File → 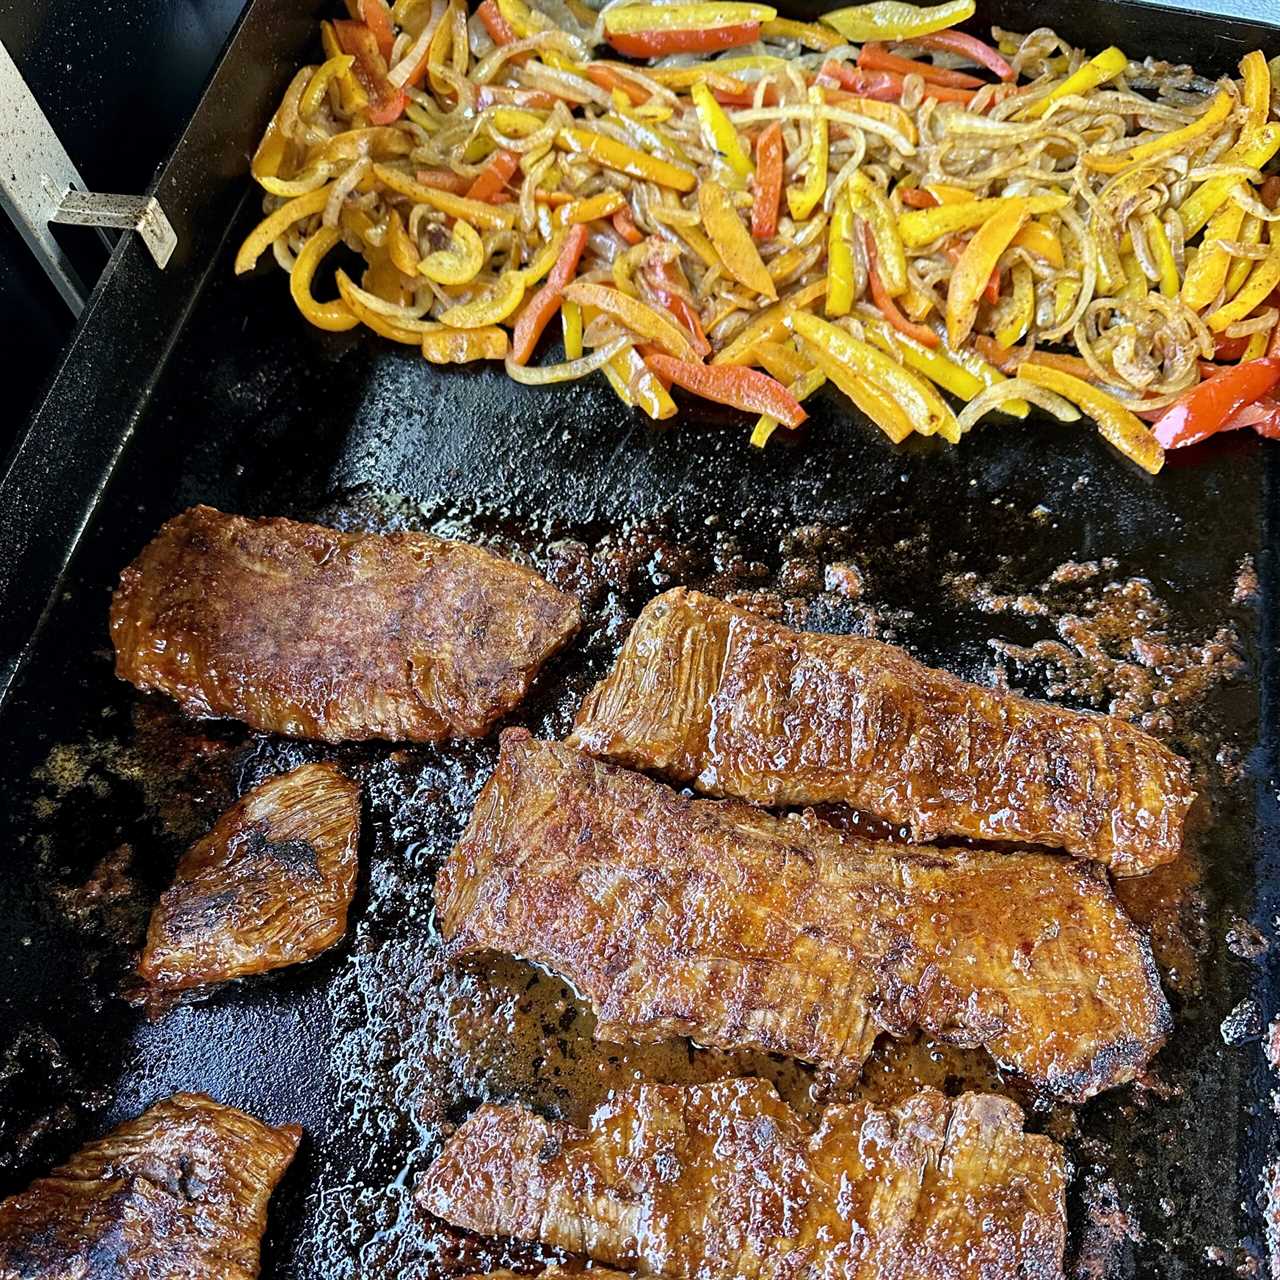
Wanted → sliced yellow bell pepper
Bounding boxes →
[934,328,1030,417]
[1225,214,1263,299]
[1017,363,1163,473]
[604,3,775,33]
[644,56,786,89]
[1181,200,1246,309]
[419,219,485,285]
[234,185,332,275]
[760,16,839,48]
[922,183,974,205]
[562,281,699,360]
[373,164,515,230]
[1242,329,1270,361]
[820,0,974,42]
[826,187,856,318]
[690,82,754,184]
[1020,45,1128,120]
[898,194,1068,248]
[1144,213,1180,298]
[335,270,430,344]
[790,311,961,441]
[557,129,695,192]
[421,327,509,362]
[1053,278,1079,325]
[1093,223,1127,297]
[289,227,359,332]
[1178,123,1280,237]
[946,201,1031,347]
[561,299,584,359]
[700,181,776,298]
[1086,88,1233,174]
[319,21,368,114]
[752,340,809,385]
[1118,250,1148,301]
[385,209,420,276]
[787,87,828,223]
[608,345,678,420]
[439,271,527,328]
[1207,235,1280,332]
[313,127,412,165]
[552,190,626,227]
[994,262,1035,348]
[496,0,551,36]
[301,54,357,119]
[1008,220,1063,268]
[711,280,828,365]
[488,107,548,139]
[864,320,983,400]
[256,165,336,199]
[834,98,916,146]
[848,171,906,297]
[1242,50,1271,133]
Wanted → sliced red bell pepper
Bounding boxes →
[358,0,396,62]
[607,22,760,58]
[466,149,520,203]
[647,260,712,358]
[815,60,900,100]
[751,122,784,241]
[416,168,473,194]
[1220,395,1280,437]
[644,353,808,426]
[511,224,590,365]
[914,30,1016,81]
[897,186,938,208]
[1213,334,1251,361]
[585,62,650,105]
[710,80,781,107]
[945,240,1001,305]
[864,224,939,347]
[612,205,644,245]
[475,85,558,109]
[333,19,407,123]
[858,42,985,89]
[1152,357,1280,448]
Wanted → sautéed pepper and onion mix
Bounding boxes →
[238,0,1280,471]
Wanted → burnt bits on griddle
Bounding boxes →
[110,505,582,743]
[418,1077,1067,1280]
[437,732,1170,1102]
[0,1092,299,1279]
[568,587,1194,875]
[138,762,359,1003]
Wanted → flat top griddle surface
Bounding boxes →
[1,1,1279,1276]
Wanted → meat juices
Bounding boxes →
[419,1077,1067,1280]
[0,1093,299,1279]
[438,733,1170,1102]
[138,762,359,1002]
[568,587,1194,875]
[111,506,581,742]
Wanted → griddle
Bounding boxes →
[0,1,1278,1275]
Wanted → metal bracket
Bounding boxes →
[0,39,177,317]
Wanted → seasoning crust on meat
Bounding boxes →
[138,762,360,1002]
[568,587,1193,875]
[419,1078,1067,1280]
[0,1092,299,1280]
[111,505,581,743]
[438,732,1170,1102]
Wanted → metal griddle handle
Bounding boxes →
[0,39,177,317]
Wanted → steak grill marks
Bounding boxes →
[438,732,1170,1102]
[568,587,1194,874]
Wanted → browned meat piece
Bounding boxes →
[567,587,1193,875]
[0,1092,299,1279]
[438,733,1169,1101]
[138,761,360,1001]
[111,505,581,742]
[419,1078,1067,1280]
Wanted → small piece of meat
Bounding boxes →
[0,1092,299,1279]
[438,733,1170,1102]
[138,762,359,1001]
[418,1078,1067,1280]
[567,587,1193,875]
[111,506,581,742]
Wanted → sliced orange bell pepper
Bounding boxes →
[415,168,471,195]
[332,20,406,123]
[421,327,509,362]
[946,201,1032,346]
[511,224,589,365]
[557,129,695,192]
[612,206,644,246]
[700,181,776,298]
[644,353,808,427]
[865,224,938,346]
[711,280,827,364]
[607,22,761,56]
[466,149,520,203]
[857,42,983,88]
[751,122,784,241]
[563,282,699,360]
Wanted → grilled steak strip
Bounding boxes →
[567,587,1193,875]
[111,505,581,743]
[439,732,1170,1101]
[139,762,360,1001]
[0,1092,300,1279]
[418,1078,1067,1280]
